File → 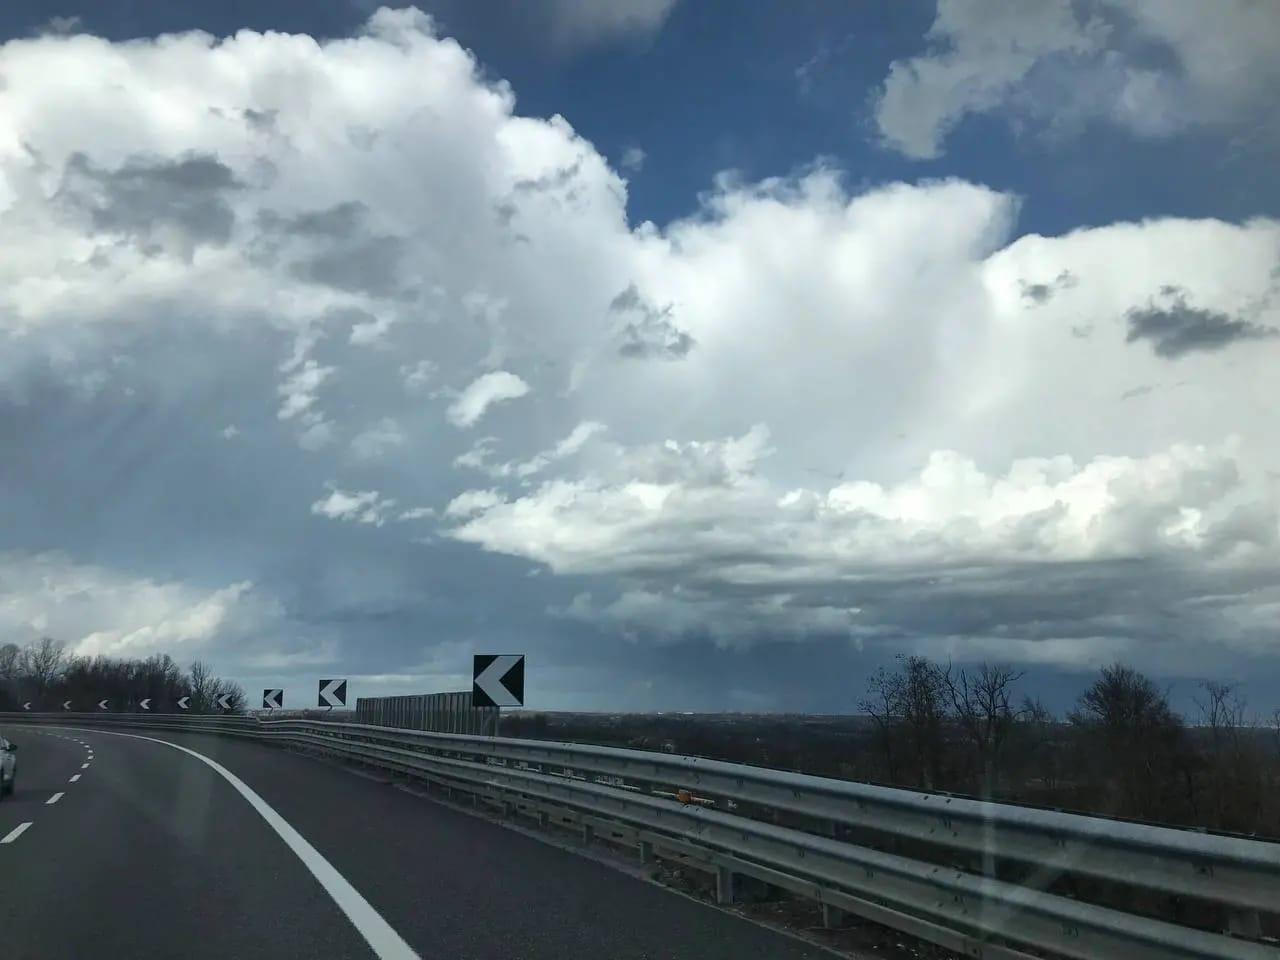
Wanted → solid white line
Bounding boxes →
[1,822,32,843]
[47,792,64,805]
[45,726,419,960]
[68,774,81,782]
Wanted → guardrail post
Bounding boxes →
[715,865,735,905]
[582,823,594,846]
[821,903,846,929]
[638,839,653,865]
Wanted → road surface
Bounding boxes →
[0,723,826,959]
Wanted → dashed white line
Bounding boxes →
[68,774,81,782]
[46,792,65,805]
[50,726,420,959]
[81,762,90,769]
[1,822,32,843]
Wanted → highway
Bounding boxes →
[0,724,826,959]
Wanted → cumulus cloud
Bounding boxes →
[451,434,1280,652]
[0,552,274,660]
[350,418,406,460]
[454,420,606,479]
[875,0,1280,158]
[1,9,1278,697]
[610,283,695,360]
[446,371,531,428]
[278,361,334,421]
[310,487,397,526]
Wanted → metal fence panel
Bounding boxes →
[354,692,497,735]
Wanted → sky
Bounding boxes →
[1,1,1278,714]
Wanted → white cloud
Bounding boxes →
[297,415,336,451]
[446,371,530,428]
[543,0,678,49]
[449,432,1278,576]
[350,313,396,346]
[398,506,436,521]
[454,420,606,479]
[350,417,406,460]
[620,146,646,172]
[278,361,334,421]
[875,0,1280,158]
[401,360,437,394]
[310,487,396,526]
[0,552,274,660]
[444,488,505,519]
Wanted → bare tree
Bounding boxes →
[1194,680,1264,832]
[23,637,66,694]
[1069,664,1190,820]
[1195,680,1247,737]
[0,643,20,679]
[1015,696,1062,793]
[860,666,901,784]
[188,660,216,712]
[944,663,1023,797]
[860,655,950,790]
[210,677,246,714]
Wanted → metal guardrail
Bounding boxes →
[3,712,1278,959]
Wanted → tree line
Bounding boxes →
[859,656,1280,836]
[507,657,1280,839]
[0,637,246,714]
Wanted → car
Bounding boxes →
[0,735,16,798]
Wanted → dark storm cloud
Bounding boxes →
[58,152,242,250]
[257,201,409,297]
[1126,285,1276,358]
[610,283,696,360]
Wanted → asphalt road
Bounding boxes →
[0,723,826,959]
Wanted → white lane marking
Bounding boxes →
[1,822,32,843]
[82,763,90,769]
[46,726,419,960]
[68,774,81,782]
[47,792,65,805]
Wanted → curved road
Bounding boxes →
[0,724,825,959]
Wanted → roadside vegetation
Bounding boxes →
[508,658,1280,838]
[0,637,246,714]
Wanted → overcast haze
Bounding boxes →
[1,1,1278,712]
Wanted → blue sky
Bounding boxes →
[1,2,1278,714]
